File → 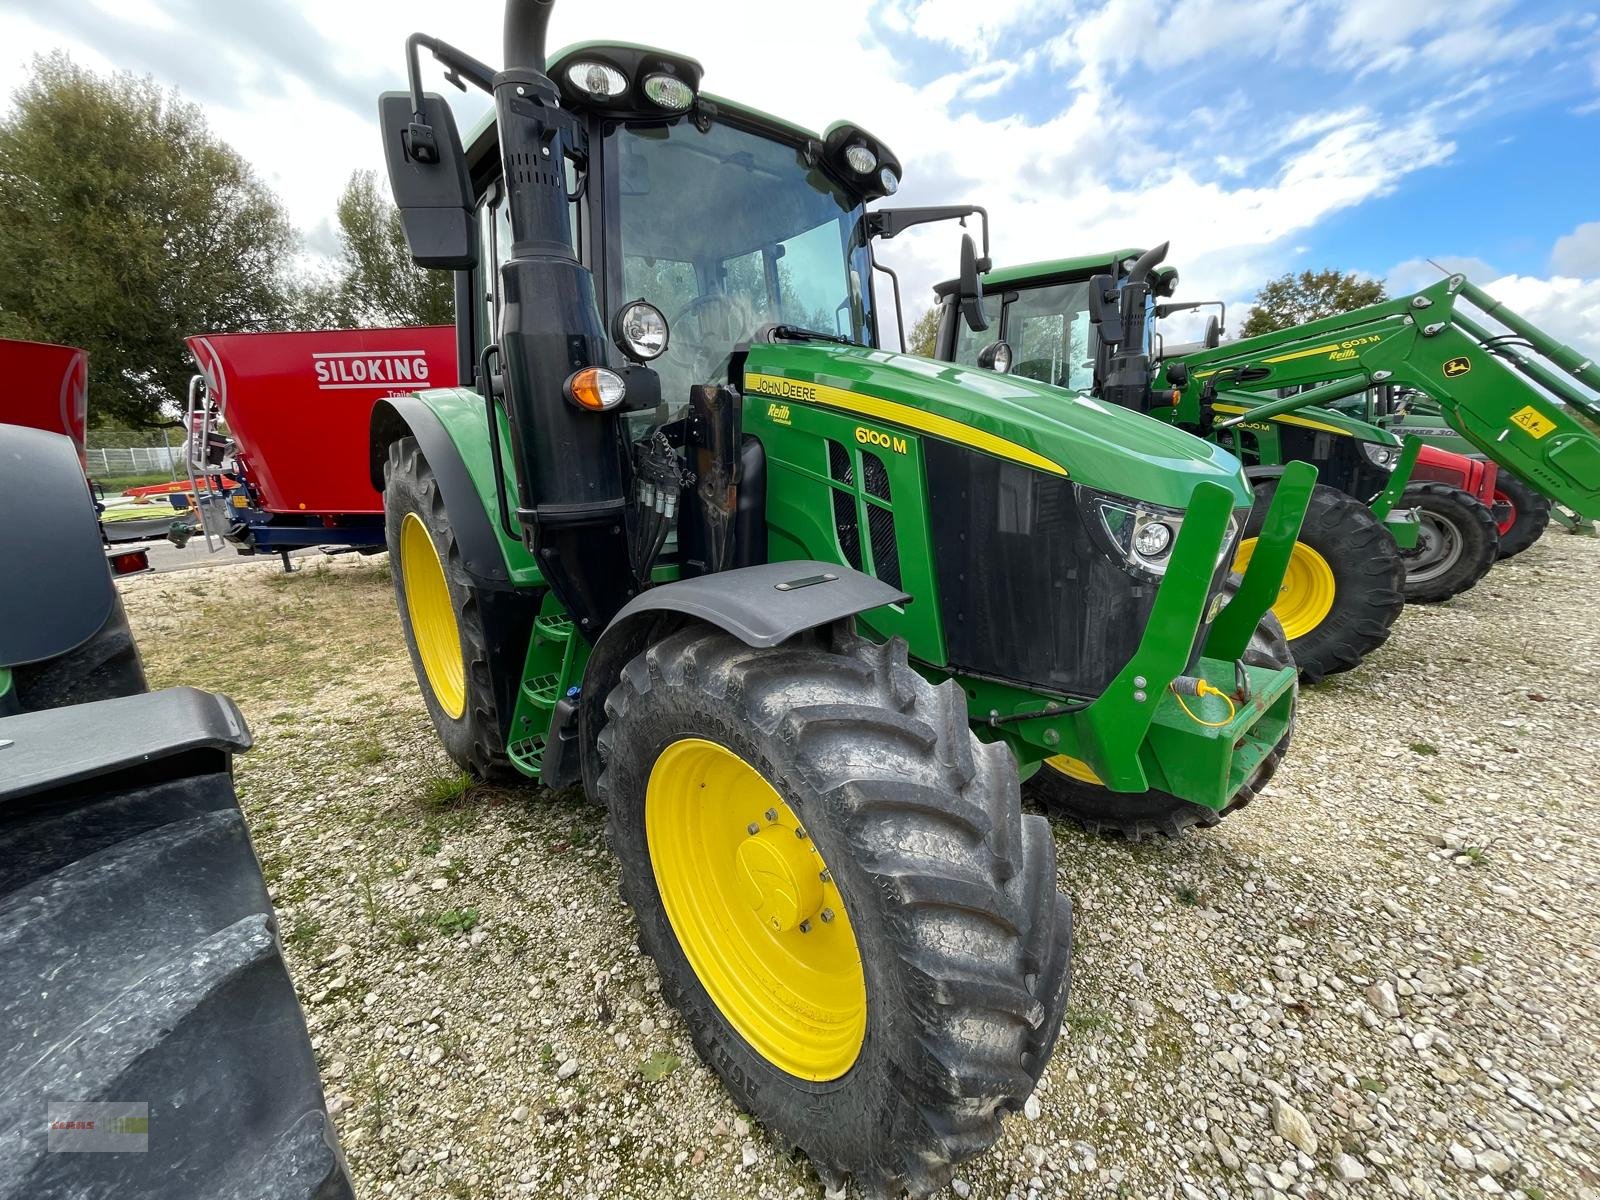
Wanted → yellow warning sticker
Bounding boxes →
[1510,405,1556,439]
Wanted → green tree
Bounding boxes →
[1240,269,1386,338]
[299,170,454,329]
[907,307,941,357]
[0,54,296,428]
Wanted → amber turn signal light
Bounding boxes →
[564,366,627,412]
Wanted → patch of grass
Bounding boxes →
[1066,1006,1113,1035]
[424,771,475,807]
[351,734,385,767]
[1357,1077,1387,1094]
[389,914,429,950]
[1175,885,1199,907]
[360,875,382,926]
[1408,741,1439,756]
[1422,789,1446,805]
[434,906,479,936]
[1462,845,1489,866]
[285,914,325,956]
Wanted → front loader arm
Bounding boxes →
[1165,275,1600,520]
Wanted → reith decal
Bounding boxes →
[765,402,792,426]
[312,350,432,391]
[1442,357,1472,379]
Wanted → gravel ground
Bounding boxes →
[120,532,1600,1200]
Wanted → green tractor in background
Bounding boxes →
[1155,269,1600,562]
[370,1,1311,1192]
[936,246,1507,681]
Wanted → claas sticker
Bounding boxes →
[1443,357,1472,378]
[1510,405,1556,439]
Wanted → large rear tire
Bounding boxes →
[597,626,1072,1199]
[383,437,513,781]
[10,594,146,712]
[1490,470,1550,560]
[1234,481,1404,683]
[1026,602,1294,839]
[1400,482,1498,603]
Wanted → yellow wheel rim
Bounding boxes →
[1232,537,1336,641]
[1044,754,1103,785]
[400,511,466,720]
[646,738,866,1080]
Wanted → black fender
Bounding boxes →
[368,395,510,586]
[565,562,908,794]
[0,424,115,669]
[1243,465,1289,488]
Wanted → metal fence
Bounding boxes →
[85,445,181,477]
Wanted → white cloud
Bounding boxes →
[1551,222,1600,278]
[1470,274,1600,358]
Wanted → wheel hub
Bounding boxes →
[735,824,823,933]
[1233,537,1336,641]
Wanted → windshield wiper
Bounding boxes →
[772,324,857,346]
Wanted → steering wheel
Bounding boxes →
[669,293,754,382]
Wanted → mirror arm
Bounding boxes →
[405,33,497,160]
[870,256,908,353]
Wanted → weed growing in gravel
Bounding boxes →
[1462,845,1490,866]
[638,1052,681,1082]
[1409,741,1439,755]
[286,914,325,956]
[424,771,475,806]
[1175,885,1199,906]
[389,914,428,949]
[435,906,479,936]
[351,735,385,767]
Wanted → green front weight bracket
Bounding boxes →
[1075,479,1237,793]
[1369,436,1422,520]
[1205,460,1315,663]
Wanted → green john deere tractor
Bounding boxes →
[935,246,1508,680]
[371,3,1309,1192]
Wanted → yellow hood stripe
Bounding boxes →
[1212,402,1352,437]
[745,372,1068,477]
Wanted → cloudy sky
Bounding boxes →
[3,0,1597,349]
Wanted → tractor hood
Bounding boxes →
[741,342,1252,510]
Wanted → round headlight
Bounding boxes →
[565,366,627,412]
[613,299,670,362]
[1134,520,1174,558]
[879,166,900,195]
[566,61,628,100]
[844,144,877,175]
[641,73,694,111]
[991,343,1012,374]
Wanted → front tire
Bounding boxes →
[597,626,1072,1198]
[1490,470,1550,560]
[1235,481,1405,683]
[383,436,513,780]
[1399,482,1498,603]
[1027,600,1294,839]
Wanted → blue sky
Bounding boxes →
[2,0,1596,345]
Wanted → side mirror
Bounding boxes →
[1203,315,1221,349]
[379,91,477,270]
[976,341,1013,374]
[1087,273,1124,346]
[958,233,989,333]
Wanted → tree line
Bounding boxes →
[0,54,448,429]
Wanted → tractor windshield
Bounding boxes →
[616,117,874,402]
[952,281,1099,393]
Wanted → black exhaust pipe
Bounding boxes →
[1100,242,1169,414]
[493,0,633,635]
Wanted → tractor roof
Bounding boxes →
[934,249,1144,297]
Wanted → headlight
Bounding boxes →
[566,61,628,100]
[879,166,900,195]
[1360,441,1399,469]
[844,144,878,175]
[641,73,694,111]
[1081,486,1241,581]
[564,366,627,412]
[612,299,670,362]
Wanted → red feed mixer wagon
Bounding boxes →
[182,325,456,563]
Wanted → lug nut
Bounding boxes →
[764,808,778,822]
[798,920,812,933]
[820,908,835,923]
[795,827,808,840]
[746,822,760,835]
[818,870,831,883]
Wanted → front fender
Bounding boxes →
[571,562,908,794]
